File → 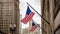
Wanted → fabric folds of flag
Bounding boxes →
[21,6,35,24]
[30,21,37,32]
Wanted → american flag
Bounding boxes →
[30,21,37,32]
[21,6,35,24]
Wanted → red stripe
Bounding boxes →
[24,12,34,24]
[21,12,35,24]
[30,25,37,32]
[28,12,34,21]
[21,14,29,24]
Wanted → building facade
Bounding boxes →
[0,0,4,34]
[41,0,60,34]
[41,0,55,34]
[0,0,19,34]
[54,0,60,34]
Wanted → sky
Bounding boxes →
[20,0,41,29]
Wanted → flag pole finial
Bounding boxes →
[26,2,29,6]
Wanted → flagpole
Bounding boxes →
[26,2,50,25]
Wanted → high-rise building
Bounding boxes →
[41,0,55,34]
[0,0,19,34]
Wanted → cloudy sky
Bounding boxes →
[20,0,41,29]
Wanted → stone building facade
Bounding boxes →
[54,0,60,34]
[0,0,3,34]
[0,0,19,34]
[41,0,55,34]
[41,0,60,34]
